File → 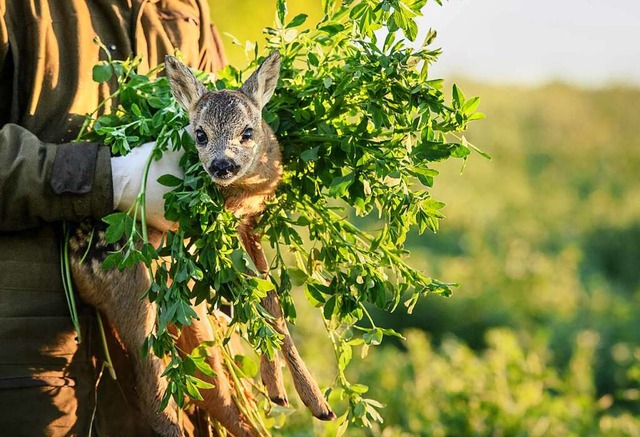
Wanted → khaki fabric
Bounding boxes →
[0,0,225,435]
[0,126,113,230]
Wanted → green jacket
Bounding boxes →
[0,1,224,435]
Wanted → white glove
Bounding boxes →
[111,141,183,231]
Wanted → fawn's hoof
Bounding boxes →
[271,396,289,407]
[315,410,336,421]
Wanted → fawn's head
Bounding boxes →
[165,52,280,187]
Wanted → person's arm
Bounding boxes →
[0,124,114,231]
[0,4,185,233]
[0,5,112,231]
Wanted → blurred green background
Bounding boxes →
[212,2,640,435]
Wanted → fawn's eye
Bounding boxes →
[195,129,208,146]
[240,127,253,143]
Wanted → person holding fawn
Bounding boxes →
[0,0,224,434]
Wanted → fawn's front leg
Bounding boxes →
[238,220,335,421]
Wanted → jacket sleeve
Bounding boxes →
[0,6,113,231]
[0,124,114,231]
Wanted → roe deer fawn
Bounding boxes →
[69,51,334,437]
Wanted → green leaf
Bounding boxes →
[338,343,352,371]
[380,327,405,339]
[422,28,438,47]
[336,415,349,437]
[276,0,287,25]
[452,84,466,108]
[101,253,120,271]
[462,96,480,114]
[103,216,126,244]
[468,112,486,121]
[159,301,179,333]
[175,301,197,326]
[323,295,337,320]
[286,13,307,28]
[157,173,183,187]
[131,103,142,117]
[392,10,406,31]
[254,277,276,293]
[188,355,216,377]
[404,18,418,41]
[307,52,319,67]
[451,143,471,159]
[328,173,355,197]
[363,328,383,346]
[350,383,369,394]
[287,267,308,286]
[102,212,128,226]
[305,283,327,306]
[234,354,259,377]
[300,146,319,162]
[184,378,204,400]
[410,166,439,187]
[230,249,248,272]
[318,23,345,35]
[349,2,368,20]
[160,382,174,410]
[191,376,215,389]
[92,63,112,83]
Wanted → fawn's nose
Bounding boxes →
[209,158,239,178]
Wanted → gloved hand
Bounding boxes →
[111,141,183,231]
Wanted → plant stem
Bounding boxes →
[96,310,118,380]
[61,222,82,343]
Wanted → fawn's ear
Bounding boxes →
[165,55,207,111]
[240,51,281,109]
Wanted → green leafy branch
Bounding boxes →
[77,0,487,432]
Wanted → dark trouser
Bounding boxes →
[0,226,156,436]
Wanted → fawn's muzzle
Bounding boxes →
[209,158,240,179]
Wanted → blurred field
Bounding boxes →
[274,82,640,436]
[210,4,640,435]
[365,81,640,435]
[211,1,323,68]
[278,81,640,436]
